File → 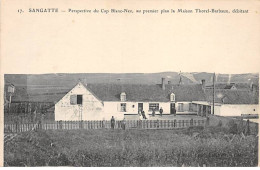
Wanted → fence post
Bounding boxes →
[162,120,165,129]
[190,119,193,126]
[39,119,42,130]
[255,123,258,135]
[128,120,131,128]
[178,120,180,128]
[15,119,18,133]
[59,120,62,129]
[245,119,250,135]
[206,117,210,127]
[128,120,130,129]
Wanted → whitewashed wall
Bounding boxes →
[103,101,171,116]
[103,101,201,116]
[214,104,259,117]
[55,82,204,120]
[55,82,104,121]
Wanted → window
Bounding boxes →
[120,103,126,112]
[77,95,83,105]
[70,95,83,105]
[189,103,193,111]
[178,103,184,112]
[120,92,126,101]
[208,106,211,114]
[149,103,159,111]
[170,93,175,102]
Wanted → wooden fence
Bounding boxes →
[4,119,206,133]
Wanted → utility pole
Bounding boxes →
[213,72,215,115]
[79,104,83,129]
[178,71,182,86]
[8,94,12,113]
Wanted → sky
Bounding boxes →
[1,0,260,74]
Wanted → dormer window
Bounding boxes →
[170,93,175,102]
[120,92,126,102]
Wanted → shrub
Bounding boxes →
[217,120,223,127]
[227,120,238,134]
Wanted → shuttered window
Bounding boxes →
[189,103,193,111]
[117,103,127,112]
[70,95,77,105]
[120,103,127,112]
[178,103,184,112]
[70,95,83,105]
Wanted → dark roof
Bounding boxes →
[9,83,207,103]
[205,89,259,104]
[206,83,251,90]
[86,83,206,102]
[8,81,258,104]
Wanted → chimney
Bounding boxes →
[162,77,166,90]
[201,79,205,89]
[168,81,171,84]
[251,84,257,93]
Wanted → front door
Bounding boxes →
[138,103,143,113]
[170,103,176,114]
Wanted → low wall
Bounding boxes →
[215,104,258,117]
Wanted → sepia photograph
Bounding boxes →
[3,72,259,166]
[1,0,260,167]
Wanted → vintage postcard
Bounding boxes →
[0,0,260,167]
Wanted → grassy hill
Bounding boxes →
[5,72,259,87]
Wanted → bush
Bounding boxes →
[217,120,223,127]
[227,120,238,134]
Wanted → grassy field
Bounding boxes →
[4,125,258,167]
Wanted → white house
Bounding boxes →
[54,78,211,121]
[205,84,259,117]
